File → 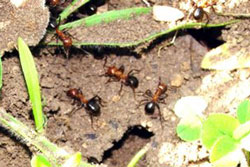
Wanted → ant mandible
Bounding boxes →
[67,88,105,127]
[191,0,217,22]
[101,58,139,98]
[137,77,167,126]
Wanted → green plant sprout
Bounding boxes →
[18,37,44,133]
[175,97,250,167]
[31,155,52,167]
[127,144,149,167]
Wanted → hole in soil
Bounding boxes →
[188,27,225,49]
[100,125,154,166]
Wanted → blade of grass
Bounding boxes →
[18,37,44,133]
[58,0,90,22]
[127,144,149,167]
[59,7,152,30]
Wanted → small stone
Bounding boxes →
[170,73,184,87]
[112,95,120,102]
[181,61,190,71]
[146,76,152,80]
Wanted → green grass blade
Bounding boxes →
[59,7,152,30]
[58,0,90,22]
[17,37,44,133]
[127,145,149,167]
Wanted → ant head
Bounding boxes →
[126,75,139,89]
[145,102,156,115]
[86,98,101,116]
[67,88,80,98]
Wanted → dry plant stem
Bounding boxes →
[0,108,94,167]
[216,12,250,18]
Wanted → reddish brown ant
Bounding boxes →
[49,17,73,58]
[191,0,217,22]
[67,88,105,127]
[137,77,167,127]
[48,0,60,7]
[100,59,139,98]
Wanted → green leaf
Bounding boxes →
[176,116,202,141]
[237,99,250,124]
[62,152,82,167]
[233,120,250,140]
[201,114,240,150]
[31,155,51,167]
[210,136,240,167]
[18,37,44,133]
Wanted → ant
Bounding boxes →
[137,77,167,127]
[101,59,139,98]
[191,0,217,22]
[49,17,73,58]
[67,88,105,127]
[47,0,60,7]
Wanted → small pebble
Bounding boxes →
[112,95,120,102]
[170,73,184,87]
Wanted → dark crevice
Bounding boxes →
[187,27,226,49]
[99,125,154,164]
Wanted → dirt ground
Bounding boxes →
[0,0,250,167]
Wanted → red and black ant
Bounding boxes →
[137,78,167,126]
[100,60,139,98]
[47,0,60,7]
[191,0,217,22]
[67,88,105,127]
[49,17,73,58]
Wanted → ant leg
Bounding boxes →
[103,56,108,68]
[118,65,125,73]
[63,47,70,59]
[136,99,149,109]
[118,83,124,96]
[159,94,167,101]
[105,77,120,84]
[128,69,140,76]
[145,89,153,98]
[204,11,210,24]
[90,115,96,130]
[68,105,84,116]
[132,88,137,100]
[137,89,152,98]
[155,103,164,129]
[93,95,106,106]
